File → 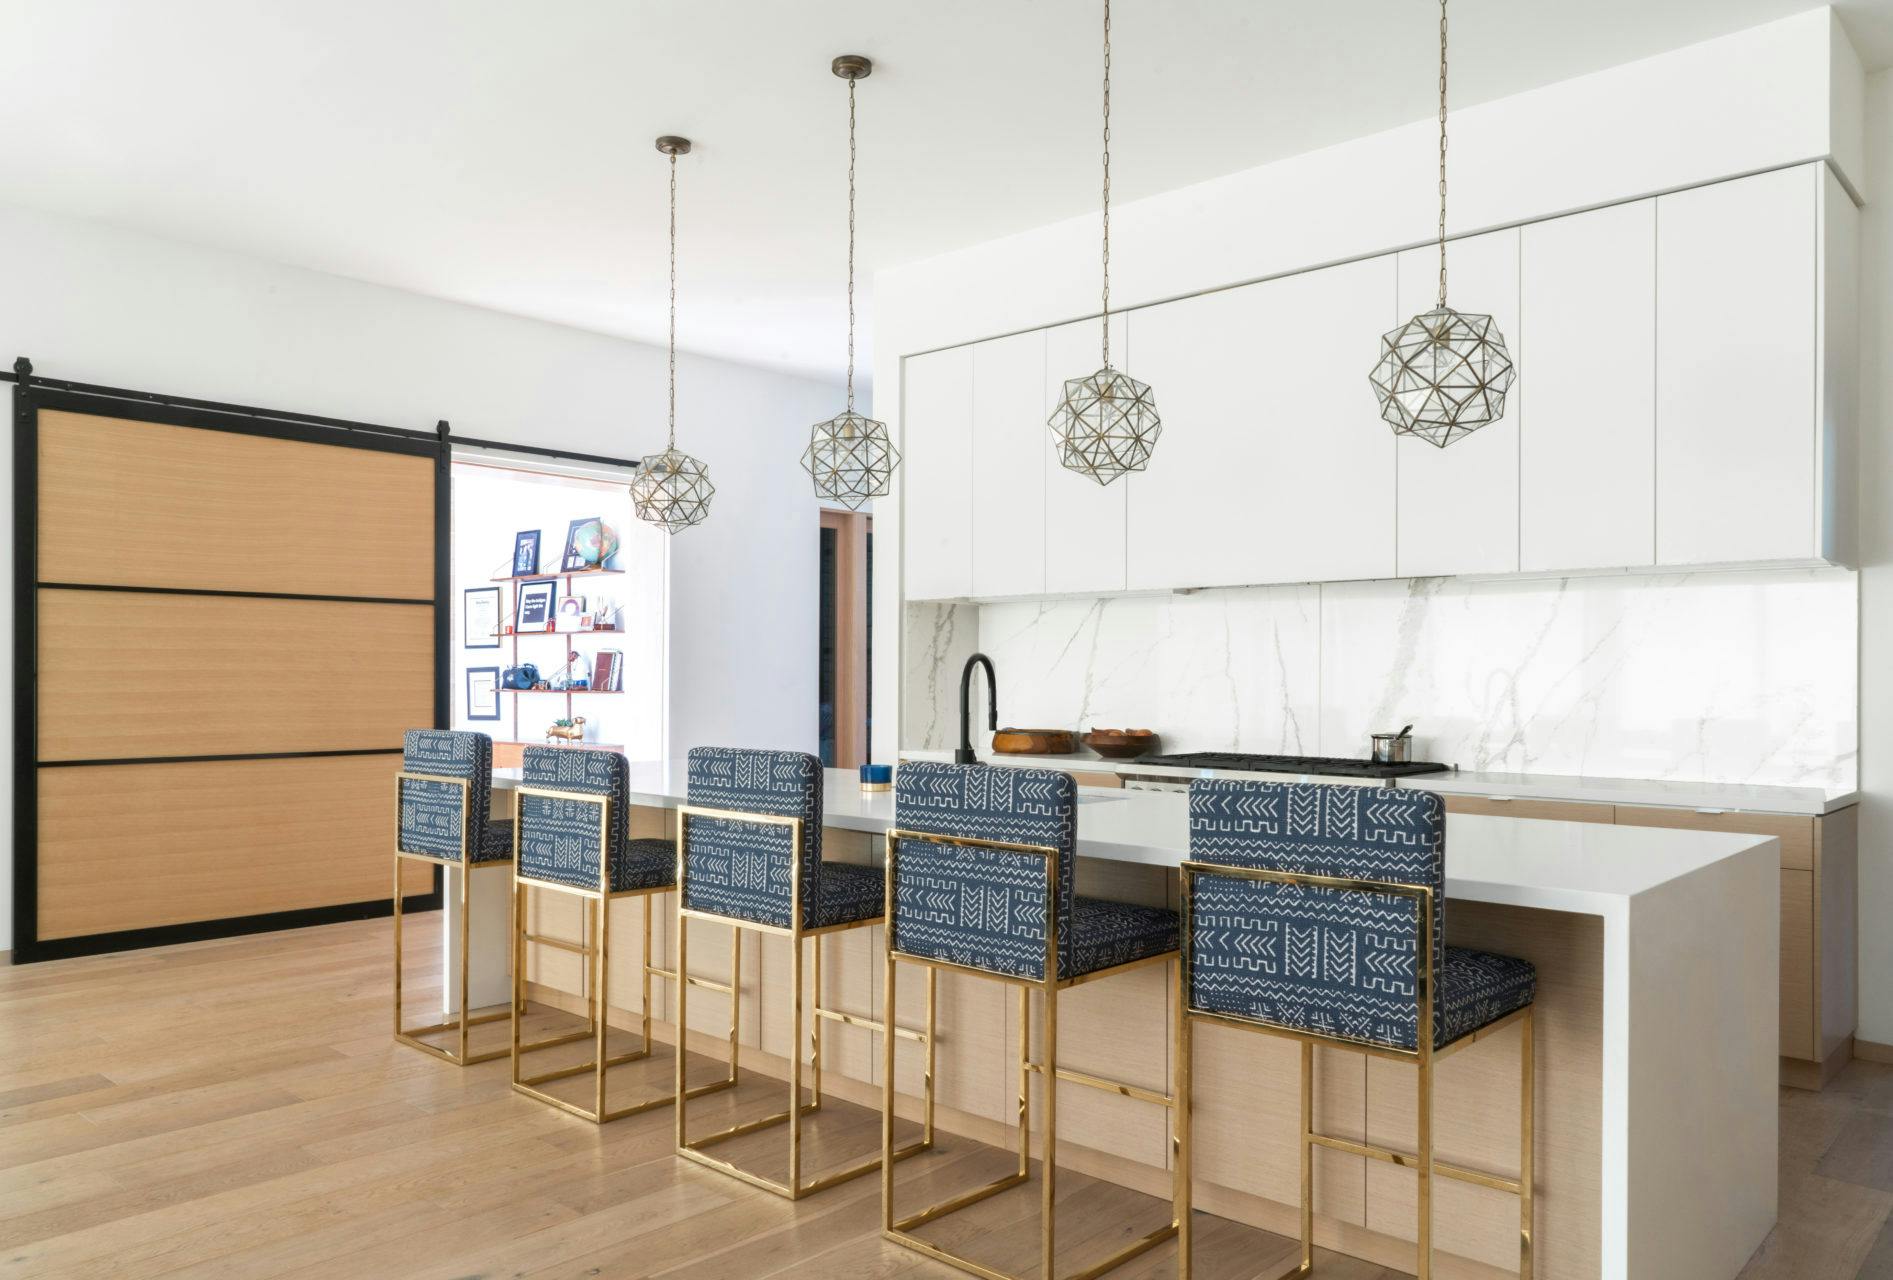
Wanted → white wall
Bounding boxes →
[0,202,842,951]
[1856,69,1893,1047]
[870,6,1864,768]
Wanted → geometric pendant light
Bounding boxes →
[1047,0,1161,486]
[804,54,901,511]
[1369,0,1515,448]
[631,135,716,533]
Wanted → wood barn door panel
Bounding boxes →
[37,589,431,761]
[37,409,434,599]
[36,755,430,939]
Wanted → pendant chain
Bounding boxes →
[667,150,678,450]
[1100,0,1112,369]
[1436,0,1449,311]
[846,75,857,412]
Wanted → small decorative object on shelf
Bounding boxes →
[515,579,558,631]
[512,529,541,576]
[546,717,587,744]
[550,650,591,691]
[561,516,620,571]
[555,594,587,630]
[501,663,540,691]
[859,762,892,793]
[592,649,621,693]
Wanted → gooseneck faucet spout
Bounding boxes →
[956,653,997,765]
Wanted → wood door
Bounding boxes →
[18,397,440,957]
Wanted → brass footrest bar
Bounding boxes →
[516,1027,596,1056]
[1024,1060,1174,1108]
[523,932,591,955]
[394,1034,509,1067]
[686,1099,820,1149]
[816,1006,929,1044]
[1307,1133,1523,1194]
[398,1008,512,1038]
[515,1073,737,1126]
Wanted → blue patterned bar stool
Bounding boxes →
[882,761,1182,1280]
[511,746,739,1124]
[393,729,516,1066]
[675,746,936,1199]
[1176,780,1538,1279]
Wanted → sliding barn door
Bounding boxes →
[16,393,442,959]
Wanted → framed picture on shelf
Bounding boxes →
[592,649,622,693]
[561,515,602,572]
[555,595,586,630]
[515,578,558,631]
[462,586,501,649]
[466,666,501,721]
[512,530,541,577]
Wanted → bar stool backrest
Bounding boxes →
[683,747,824,929]
[892,761,1077,982]
[517,746,629,890]
[1187,779,1445,1052]
[398,730,496,861]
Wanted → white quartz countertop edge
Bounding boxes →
[897,749,1855,816]
[498,760,1780,917]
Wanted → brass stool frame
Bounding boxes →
[675,804,937,1200]
[1175,861,1534,1280]
[510,785,740,1124]
[881,827,1180,1280]
[393,769,515,1067]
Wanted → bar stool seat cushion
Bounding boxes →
[1434,947,1536,1048]
[817,861,887,927]
[478,818,516,862]
[1067,897,1179,980]
[518,748,676,893]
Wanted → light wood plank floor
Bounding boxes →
[0,915,1887,1279]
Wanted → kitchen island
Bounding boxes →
[465,760,1778,1280]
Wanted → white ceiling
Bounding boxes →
[6,1,1892,385]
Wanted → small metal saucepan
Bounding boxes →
[1370,724,1414,764]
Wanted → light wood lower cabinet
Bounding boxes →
[1441,794,1614,824]
[1612,804,1855,1086]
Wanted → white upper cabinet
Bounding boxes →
[1394,227,1522,578]
[1045,314,1129,594]
[1656,166,1817,565]
[901,345,973,600]
[1519,199,1657,572]
[969,329,1048,599]
[1127,256,1398,590]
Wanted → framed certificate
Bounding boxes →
[465,666,501,721]
[463,587,501,649]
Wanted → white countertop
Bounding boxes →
[897,748,1855,816]
[497,758,1779,918]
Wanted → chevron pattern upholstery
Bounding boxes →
[517,747,673,893]
[398,730,509,862]
[684,747,880,929]
[1187,779,1533,1051]
[894,762,1178,982]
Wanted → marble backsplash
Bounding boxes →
[902,567,1858,790]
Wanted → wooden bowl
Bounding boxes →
[991,728,1078,756]
[1081,728,1159,760]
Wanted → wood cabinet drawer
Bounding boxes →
[1067,770,1125,790]
[1613,805,1813,869]
[1781,868,1816,1059]
[1442,795,1614,823]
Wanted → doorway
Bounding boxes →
[818,510,872,768]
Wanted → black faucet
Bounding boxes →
[956,652,997,765]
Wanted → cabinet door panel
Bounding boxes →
[970,330,1047,598]
[1395,227,1522,577]
[1656,165,1816,564]
[1126,257,1398,590]
[1044,315,1130,594]
[1520,200,1657,571]
[902,346,974,600]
